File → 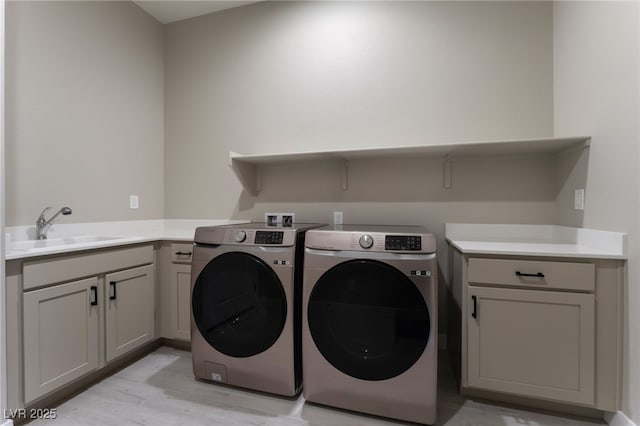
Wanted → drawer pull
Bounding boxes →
[515,271,545,278]
[110,281,117,300]
[175,251,192,256]
[471,295,477,319]
[90,286,98,306]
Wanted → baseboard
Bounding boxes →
[159,337,191,351]
[605,411,637,426]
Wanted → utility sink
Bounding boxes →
[9,235,126,251]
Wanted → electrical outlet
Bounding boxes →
[333,211,343,225]
[574,189,585,211]
[264,212,295,226]
[130,195,139,209]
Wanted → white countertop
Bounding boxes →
[5,219,250,260]
[445,223,627,259]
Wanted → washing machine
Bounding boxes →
[191,222,324,396]
[302,225,438,424]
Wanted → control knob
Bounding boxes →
[359,234,374,249]
[235,230,247,243]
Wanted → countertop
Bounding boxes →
[5,219,250,260]
[445,223,627,259]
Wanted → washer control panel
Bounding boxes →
[255,231,284,245]
[385,235,422,251]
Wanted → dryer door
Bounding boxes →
[192,252,286,358]
[308,259,430,381]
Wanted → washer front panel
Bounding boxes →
[191,242,300,396]
[302,248,438,424]
[308,259,429,381]
[192,252,286,358]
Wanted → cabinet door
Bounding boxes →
[170,263,192,341]
[467,286,595,405]
[105,265,154,362]
[23,277,99,403]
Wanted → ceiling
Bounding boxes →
[133,1,260,24]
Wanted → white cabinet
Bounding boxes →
[105,265,155,361]
[467,286,595,405]
[168,243,193,341]
[449,250,622,412]
[18,245,155,405]
[23,277,100,403]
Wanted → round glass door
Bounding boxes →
[308,259,430,381]
[192,252,286,358]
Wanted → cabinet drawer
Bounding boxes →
[468,258,594,292]
[24,245,153,290]
[171,243,193,263]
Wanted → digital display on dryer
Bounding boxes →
[255,231,284,244]
[385,235,421,251]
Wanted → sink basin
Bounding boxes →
[10,235,126,251]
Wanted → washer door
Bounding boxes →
[308,259,430,381]
[192,252,287,358]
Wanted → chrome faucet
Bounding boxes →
[36,206,72,240]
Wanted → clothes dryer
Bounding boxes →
[302,225,438,424]
[191,222,323,396]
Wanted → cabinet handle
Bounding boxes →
[515,271,545,278]
[90,286,98,306]
[471,295,477,319]
[175,251,192,256]
[110,281,117,300]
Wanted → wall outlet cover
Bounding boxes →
[333,211,343,225]
[129,195,139,209]
[264,212,295,226]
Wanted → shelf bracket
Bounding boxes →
[229,152,260,195]
[341,160,348,191]
[443,156,453,189]
[255,167,262,193]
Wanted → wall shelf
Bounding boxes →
[229,136,590,195]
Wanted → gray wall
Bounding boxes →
[553,2,640,423]
[164,0,556,228]
[5,1,165,226]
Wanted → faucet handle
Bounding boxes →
[37,206,52,221]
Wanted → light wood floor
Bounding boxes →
[31,346,605,426]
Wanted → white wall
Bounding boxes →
[553,1,640,423]
[4,0,165,227]
[165,1,556,224]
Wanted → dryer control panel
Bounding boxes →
[385,235,422,251]
[305,225,437,254]
[255,231,284,244]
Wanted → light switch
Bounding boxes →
[130,195,139,209]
